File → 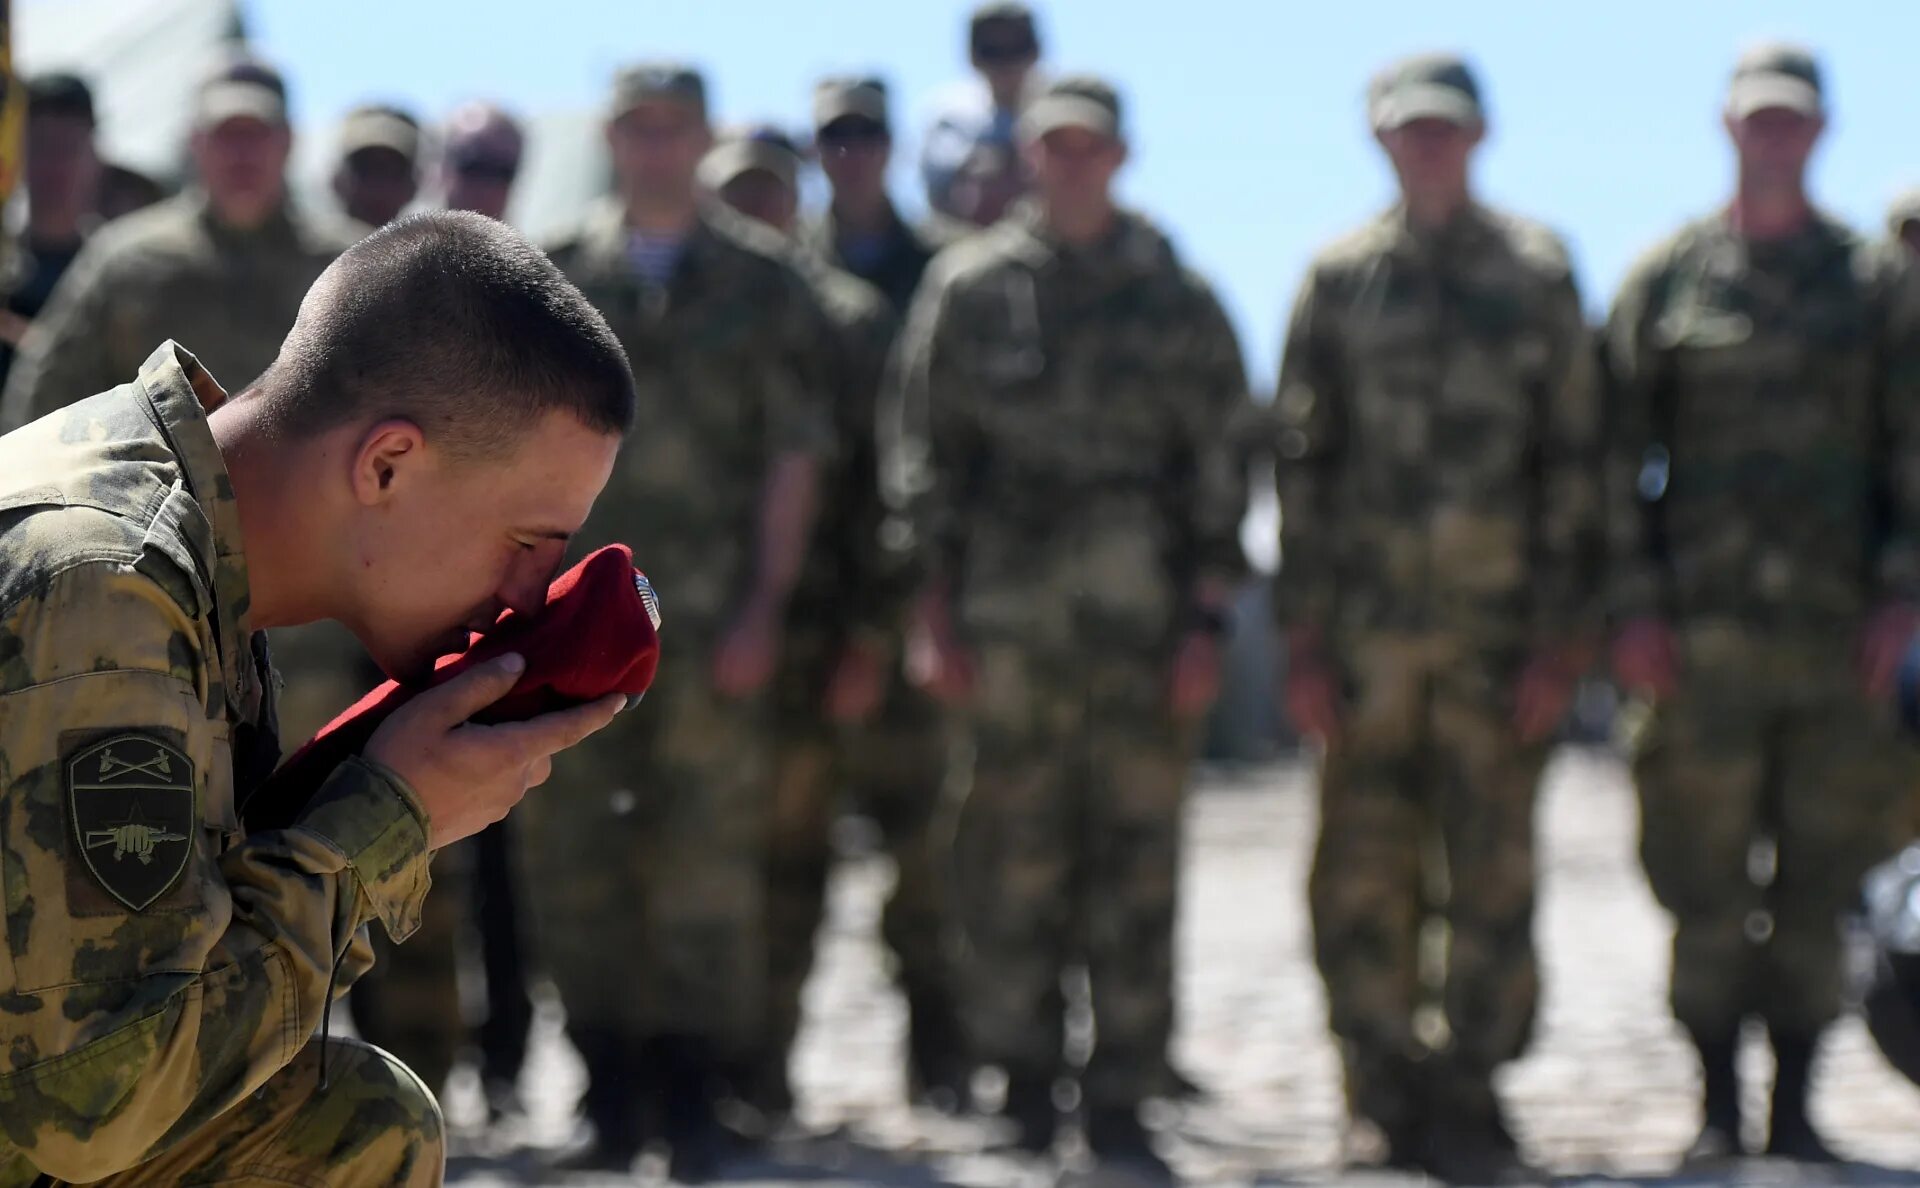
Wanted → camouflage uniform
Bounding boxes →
[520,199,832,1115]
[0,343,440,1186]
[1606,210,1920,1042]
[1273,201,1601,1135]
[799,201,945,315]
[888,202,1250,1110]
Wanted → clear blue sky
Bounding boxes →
[237,1,1918,383]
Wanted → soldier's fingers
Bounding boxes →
[411,653,526,731]
[526,754,554,789]
[492,693,627,761]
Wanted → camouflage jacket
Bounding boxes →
[0,192,349,434]
[1605,210,1920,631]
[0,343,429,1183]
[547,201,835,643]
[1271,202,1602,647]
[886,203,1251,658]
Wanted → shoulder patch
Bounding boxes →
[65,732,195,912]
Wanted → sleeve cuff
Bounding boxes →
[294,756,433,943]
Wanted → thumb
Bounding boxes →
[416,652,526,729]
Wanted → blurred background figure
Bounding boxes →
[802,76,947,310]
[95,160,166,221]
[1273,51,1600,1186]
[331,100,421,230]
[921,1,1041,222]
[438,99,523,220]
[1605,41,1920,1169]
[0,71,100,390]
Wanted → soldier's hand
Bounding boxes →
[826,638,889,723]
[1860,603,1920,699]
[1610,617,1678,699]
[1283,629,1341,743]
[1513,647,1581,743]
[366,653,625,849]
[713,598,783,698]
[1169,630,1224,719]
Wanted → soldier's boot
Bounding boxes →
[1417,1063,1535,1186]
[553,1027,648,1172]
[904,981,973,1114]
[1085,1104,1175,1184]
[1682,1029,1742,1165]
[1002,1069,1059,1156]
[1764,1030,1839,1163]
[732,1049,795,1123]
[1349,1050,1427,1170]
[661,1034,733,1184]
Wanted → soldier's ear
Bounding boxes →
[350,418,428,505]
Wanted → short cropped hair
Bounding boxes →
[261,210,633,457]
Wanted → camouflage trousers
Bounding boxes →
[763,644,959,1083]
[1308,631,1546,1128]
[1632,624,1916,1039]
[520,648,771,1056]
[956,641,1196,1109]
[0,1036,443,1187]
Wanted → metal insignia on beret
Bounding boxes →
[66,733,194,911]
[634,570,662,630]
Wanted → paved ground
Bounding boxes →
[443,749,1920,1186]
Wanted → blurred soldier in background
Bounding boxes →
[1606,42,1920,1166]
[1273,52,1601,1184]
[1890,186,1920,260]
[889,74,1249,1181]
[0,72,98,391]
[522,63,834,1180]
[922,2,1040,221]
[704,122,971,1118]
[1,54,347,431]
[802,76,945,312]
[439,100,524,221]
[332,101,422,231]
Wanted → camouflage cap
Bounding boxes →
[1726,41,1824,118]
[195,55,289,130]
[1369,52,1484,130]
[1891,187,1920,235]
[338,103,422,163]
[1018,73,1123,142]
[970,2,1037,33]
[27,72,95,126]
[697,123,802,193]
[611,60,707,120]
[814,75,889,131]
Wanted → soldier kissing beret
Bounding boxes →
[245,544,662,830]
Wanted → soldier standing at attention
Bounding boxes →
[0,210,632,1188]
[524,64,834,1180]
[887,74,1249,1181]
[1272,52,1601,1184]
[1606,43,1920,1166]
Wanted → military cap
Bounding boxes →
[970,2,1040,57]
[1891,187,1920,236]
[1019,73,1124,141]
[195,54,289,130]
[814,75,889,132]
[1368,52,1484,131]
[339,103,422,163]
[610,60,708,120]
[698,123,802,193]
[971,2,1037,33]
[26,72,95,126]
[1726,41,1824,118]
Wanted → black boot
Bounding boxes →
[1417,1063,1534,1186]
[1765,1029,1838,1163]
[553,1026,647,1172]
[660,1035,734,1184]
[904,982,973,1113]
[1682,1029,1742,1165]
[1001,1070,1058,1155]
[1086,1104,1174,1183]
[1347,1050,1427,1171]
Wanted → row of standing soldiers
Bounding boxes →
[4,33,1920,1187]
